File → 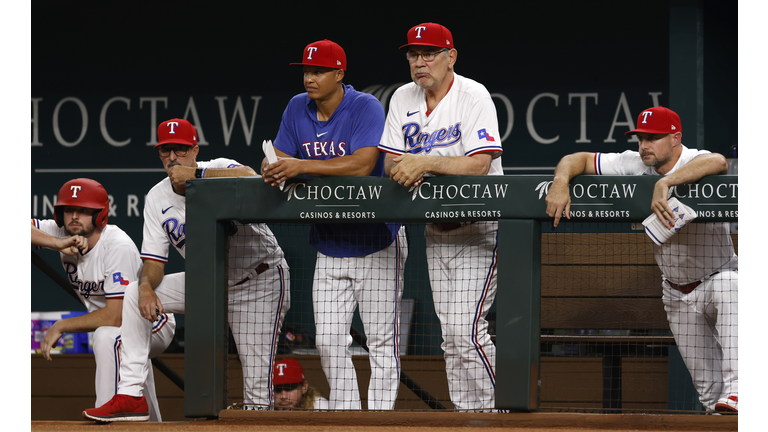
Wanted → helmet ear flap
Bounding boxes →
[54,207,64,228]
[93,206,108,229]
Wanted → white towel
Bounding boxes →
[642,197,697,246]
[262,139,284,190]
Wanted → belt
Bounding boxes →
[232,263,270,286]
[255,262,269,275]
[667,271,719,294]
[433,221,475,231]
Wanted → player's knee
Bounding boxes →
[124,281,140,304]
[315,333,348,353]
[92,326,120,351]
[443,323,471,341]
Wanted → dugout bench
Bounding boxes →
[184,174,737,417]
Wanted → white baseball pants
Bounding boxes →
[663,270,738,411]
[313,226,408,410]
[117,262,289,409]
[92,316,175,421]
[426,221,498,412]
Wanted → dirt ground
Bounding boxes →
[30,411,738,432]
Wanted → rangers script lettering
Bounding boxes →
[162,218,185,250]
[64,262,105,298]
[402,122,462,154]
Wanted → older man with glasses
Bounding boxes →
[379,23,505,412]
[83,118,291,421]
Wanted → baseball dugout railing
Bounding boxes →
[184,174,737,417]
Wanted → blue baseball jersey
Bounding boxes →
[274,84,400,257]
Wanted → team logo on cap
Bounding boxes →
[307,47,318,60]
[414,26,427,38]
[640,111,653,124]
[276,362,289,376]
[70,185,82,198]
[166,121,180,133]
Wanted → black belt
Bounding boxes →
[433,221,476,231]
[668,272,719,294]
[233,263,270,286]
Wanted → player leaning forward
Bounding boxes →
[262,39,407,410]
[545,106,738,413]
[83,119,290,421]
[378,23,504,411]
[33,179,175,421]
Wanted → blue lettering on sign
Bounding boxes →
[63,262,105,299]
[402,122,462,154]
[163,217,186,250]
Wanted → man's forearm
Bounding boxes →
[52,307,121,333]
[139,260,166,290]
[383,152,398,176]
[659,153,728,188]
[421,154,492,176]
[553,152,593,184]
[200,166,256,178]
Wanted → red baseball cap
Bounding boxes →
[290,40,346,71]
[273,359,305,386]
[400,23,454,51]
[625,106,682,136]
[156,118,198,148]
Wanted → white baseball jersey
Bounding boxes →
[32,219,175,421]
[378,73,504,175]
[595,145,738,283]
[141,158,285,285]
[32,221,141,311]
[379,73,503,411]
[595,145,739,411]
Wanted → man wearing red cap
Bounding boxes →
[33,178,176,422]
[379,23,504,411]
[83,119,291,422]
[262,40,408,411]
[545,106,738,414]
[272,359,329,410]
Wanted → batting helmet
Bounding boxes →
[53,178,110,229]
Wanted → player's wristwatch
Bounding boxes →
[195,168,204,178]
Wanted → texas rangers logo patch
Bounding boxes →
[112,272,130,286]
[478,129,495,142]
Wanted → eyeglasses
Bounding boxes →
[158,146,194,157]
[406,48,448,63]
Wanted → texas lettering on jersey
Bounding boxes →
[64,262,105,298]
[300,140,347,158]
[402,122,462,154]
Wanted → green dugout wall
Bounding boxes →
[184,174,737,417]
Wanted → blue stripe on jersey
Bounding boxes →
[378,144,404,155]
[466,146,503,156]
[595,153,603,175]
[141,253,168,263]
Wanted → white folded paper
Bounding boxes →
[262,139,284,190]
[642,197,697,246]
